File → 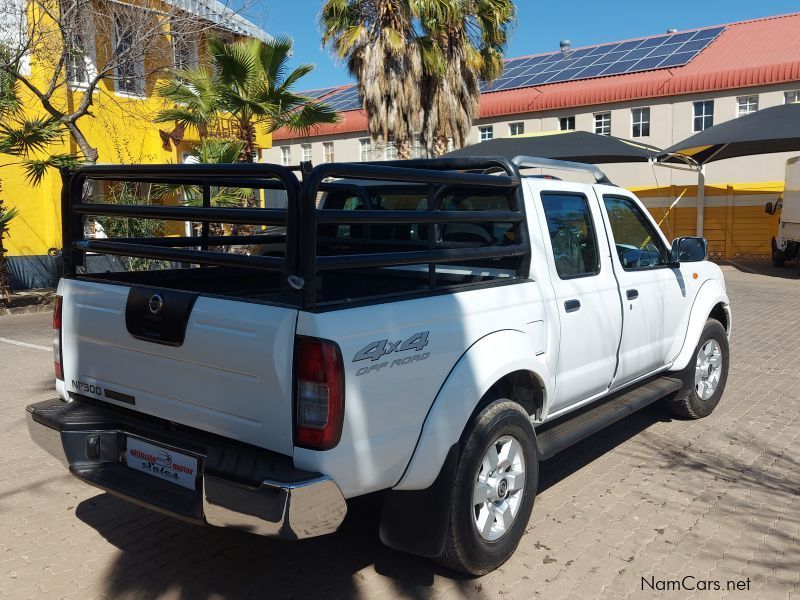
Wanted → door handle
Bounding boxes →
[626,289,639,300]
[564,299,581,313]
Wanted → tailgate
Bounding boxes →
[59,279,298,455]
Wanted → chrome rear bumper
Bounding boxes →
[26,399,346,539]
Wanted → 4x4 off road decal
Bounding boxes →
[353,331,430,376]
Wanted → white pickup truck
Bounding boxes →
[27,156,731,575]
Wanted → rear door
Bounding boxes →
[531,183,623,413]
[60,279,298,455]
[595,190,690,387]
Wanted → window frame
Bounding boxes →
[736,95,758,117]
[280,146,291,166]
[172,24,199,71]
[301,143,313,163]
[479,125,494,141]
[64,9,97,88]
[692,100,714,132]
[540,191,602,280]
[631,107,650,138]
[359,138,372,162]
[594,112,611,136]
[323,141,334,163]
[602,194,671,272]
[112,8,146,97]
[509,122,524,136]
[559,116,575,131]
[785,90,800,104]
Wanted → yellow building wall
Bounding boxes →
[1,30,272,259]
[635,183,782,260]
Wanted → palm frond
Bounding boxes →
[22,153,82,186]
[0,117,64,157]
[0,205,19,229]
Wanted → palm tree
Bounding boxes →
[417,0,516,156]
[320,0,426,159]
[155,37,339,162]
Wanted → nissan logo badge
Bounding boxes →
[148,294,164,315]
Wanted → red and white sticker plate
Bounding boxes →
[125,436,198,490]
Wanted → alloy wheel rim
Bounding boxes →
[695,339,722,400]
[472,435,526,542]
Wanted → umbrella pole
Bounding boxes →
[696,166,705,237]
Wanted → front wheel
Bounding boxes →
[436,399,538,576]
[665,318,729,419]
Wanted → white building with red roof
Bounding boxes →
[265,13,800,259]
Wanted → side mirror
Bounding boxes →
[671,236,707,263]
[765,201,774,215]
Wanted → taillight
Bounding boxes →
[294,337,344,450]
[53,295,63,380]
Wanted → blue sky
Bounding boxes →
[241,1,800,92]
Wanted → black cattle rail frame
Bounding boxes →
[61,157,531,307]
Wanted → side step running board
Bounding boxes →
[536,376,682,460]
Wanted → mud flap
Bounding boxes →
[378,443,459,558]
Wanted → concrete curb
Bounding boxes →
[0,288,56,317]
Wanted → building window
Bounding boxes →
[737,96,758,117]
[479,126,494,141]
[693,100,714,132]
[301,144,312,162]
[280,146,291,166]
[113,9,145,96]
[509,122,524,136]
[559,116,575,131]
[323,142,334,162]
[172,24,198,71]
[631,107,650,137]
[594,112,611,136]
[785,91,800,104]
[359,138,372,162]
[384,141,398,160]
[64,10,95,86]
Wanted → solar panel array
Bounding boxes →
[302,86,342,100]
[319,86,362,111]
[481,26,725,92]
[309,26,725,112]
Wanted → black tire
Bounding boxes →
[665,319,729,419]
[772,238,786,267]
[436,399,538,576]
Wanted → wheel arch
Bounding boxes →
[393,329,550,492]
[669,280,731,372]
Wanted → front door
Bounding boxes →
[534,188,623,413]
[597,191,690,387]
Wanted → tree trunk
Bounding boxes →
[238,119,256,164]
[397,137,412,160]
[0,195,12,303]
[432,136,449,157]
[63,119,98,164]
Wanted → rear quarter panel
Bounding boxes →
[293,281,549,498]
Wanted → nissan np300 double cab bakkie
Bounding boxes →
[27,156,731,575]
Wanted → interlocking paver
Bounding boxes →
[0,265,798,599]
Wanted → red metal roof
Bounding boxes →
[273,12,800,141]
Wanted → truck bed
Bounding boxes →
[80,265,515,309]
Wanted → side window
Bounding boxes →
[540,192,600,279]
[602,196,668,270]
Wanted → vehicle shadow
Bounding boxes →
[75,405,672,600]
[723,259,799,279]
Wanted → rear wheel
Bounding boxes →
[665,319,729,419]
[436,399,538,576]
[772,238,786,267]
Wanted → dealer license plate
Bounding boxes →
[124,436,198,490]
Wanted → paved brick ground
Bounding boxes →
[0,264,798,600]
